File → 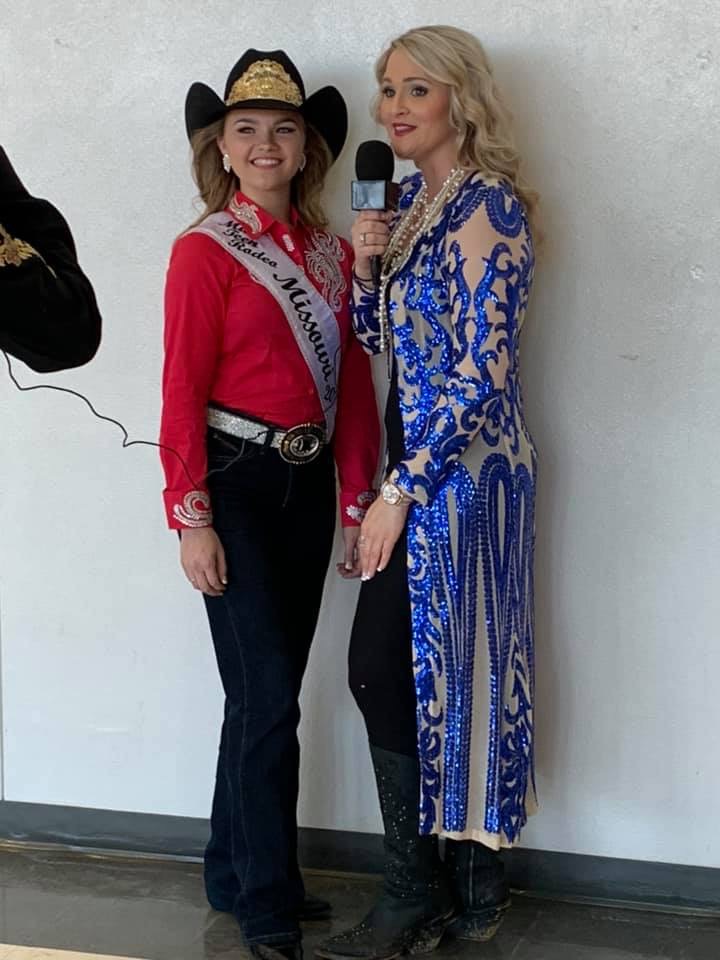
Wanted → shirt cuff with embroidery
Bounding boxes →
[164,489,213,530]
[340,489,376,527]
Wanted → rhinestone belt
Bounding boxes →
[207,406,326,465]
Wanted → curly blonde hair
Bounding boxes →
[186,114,332,230]
[375,25,540,238]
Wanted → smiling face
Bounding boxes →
[378,48,456,166]
[218,108,305,203]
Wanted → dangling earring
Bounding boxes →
[299,153,306,173]
[222,153,232,174]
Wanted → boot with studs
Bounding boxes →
[315,747,455,960]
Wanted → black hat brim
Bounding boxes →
[302,86,347,163]
[184,82,347,162]
[184,83,226,140]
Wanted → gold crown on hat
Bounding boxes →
[226,59,303,108]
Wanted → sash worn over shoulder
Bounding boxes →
[191,213,342,436]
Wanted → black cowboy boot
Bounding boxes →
[301,893,332,921]
[315,746,455,960]
[444,839,511,941]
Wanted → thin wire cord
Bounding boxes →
[2,350,203,486]
[2,341,343,486]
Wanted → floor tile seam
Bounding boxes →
[515,891,720,920]
[507,906,543,959]
[0,886,210,911]
[187,909,235,947]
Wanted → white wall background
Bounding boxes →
[1,0,719,869]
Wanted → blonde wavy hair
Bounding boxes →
[375,25,540,238]
[186,114,332,230]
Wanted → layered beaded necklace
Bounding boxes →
[378,166,466,352]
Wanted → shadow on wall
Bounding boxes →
[493,48,599,830]
[496,44,654,844]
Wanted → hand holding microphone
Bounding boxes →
[351,212,392,282]
[351,140,397,283]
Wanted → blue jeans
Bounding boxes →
[201,428,335,944]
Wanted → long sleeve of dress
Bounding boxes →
[0,148,101,372]
[350,275,383,356]
[389,191,533,506]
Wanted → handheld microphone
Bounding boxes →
[351,140,398,283]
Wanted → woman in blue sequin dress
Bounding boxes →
[317,25,540,960]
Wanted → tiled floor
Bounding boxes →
[0,844,717,960]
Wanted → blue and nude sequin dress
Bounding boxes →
[352,171,538,847]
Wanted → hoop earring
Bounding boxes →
[222,153,232,174]
[299,154,306,172]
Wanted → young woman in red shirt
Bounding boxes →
[160,49,379,960]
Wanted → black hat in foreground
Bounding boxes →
[185,48,347,161]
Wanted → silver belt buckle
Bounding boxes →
[279,423,325,464]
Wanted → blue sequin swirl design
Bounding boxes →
[422,466,480,832]
[408,505,444,833]
[393,237,527,503]
[478,455,536,842]
[368,171,537,842]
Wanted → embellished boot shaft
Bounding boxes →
[314,746,454,960]
[371,746,446,901]
[444,839,510,941]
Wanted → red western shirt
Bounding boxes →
[160,192,379,530]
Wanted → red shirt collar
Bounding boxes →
[228,190,300,237]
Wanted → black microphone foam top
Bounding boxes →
[355,140,394,181]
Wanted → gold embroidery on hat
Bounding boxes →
[0,222,42,268]
[226,59,303,108]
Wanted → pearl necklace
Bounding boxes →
[378,166,466,352]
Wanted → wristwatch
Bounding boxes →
[381,479,409,506]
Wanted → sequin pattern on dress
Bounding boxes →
[350,171,538,846]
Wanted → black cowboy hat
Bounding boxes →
[185,48,347,162]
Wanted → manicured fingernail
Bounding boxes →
[345,562,353,570]
[221,578,228,585]
[377,566,384,573]
[361,574,370,581]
